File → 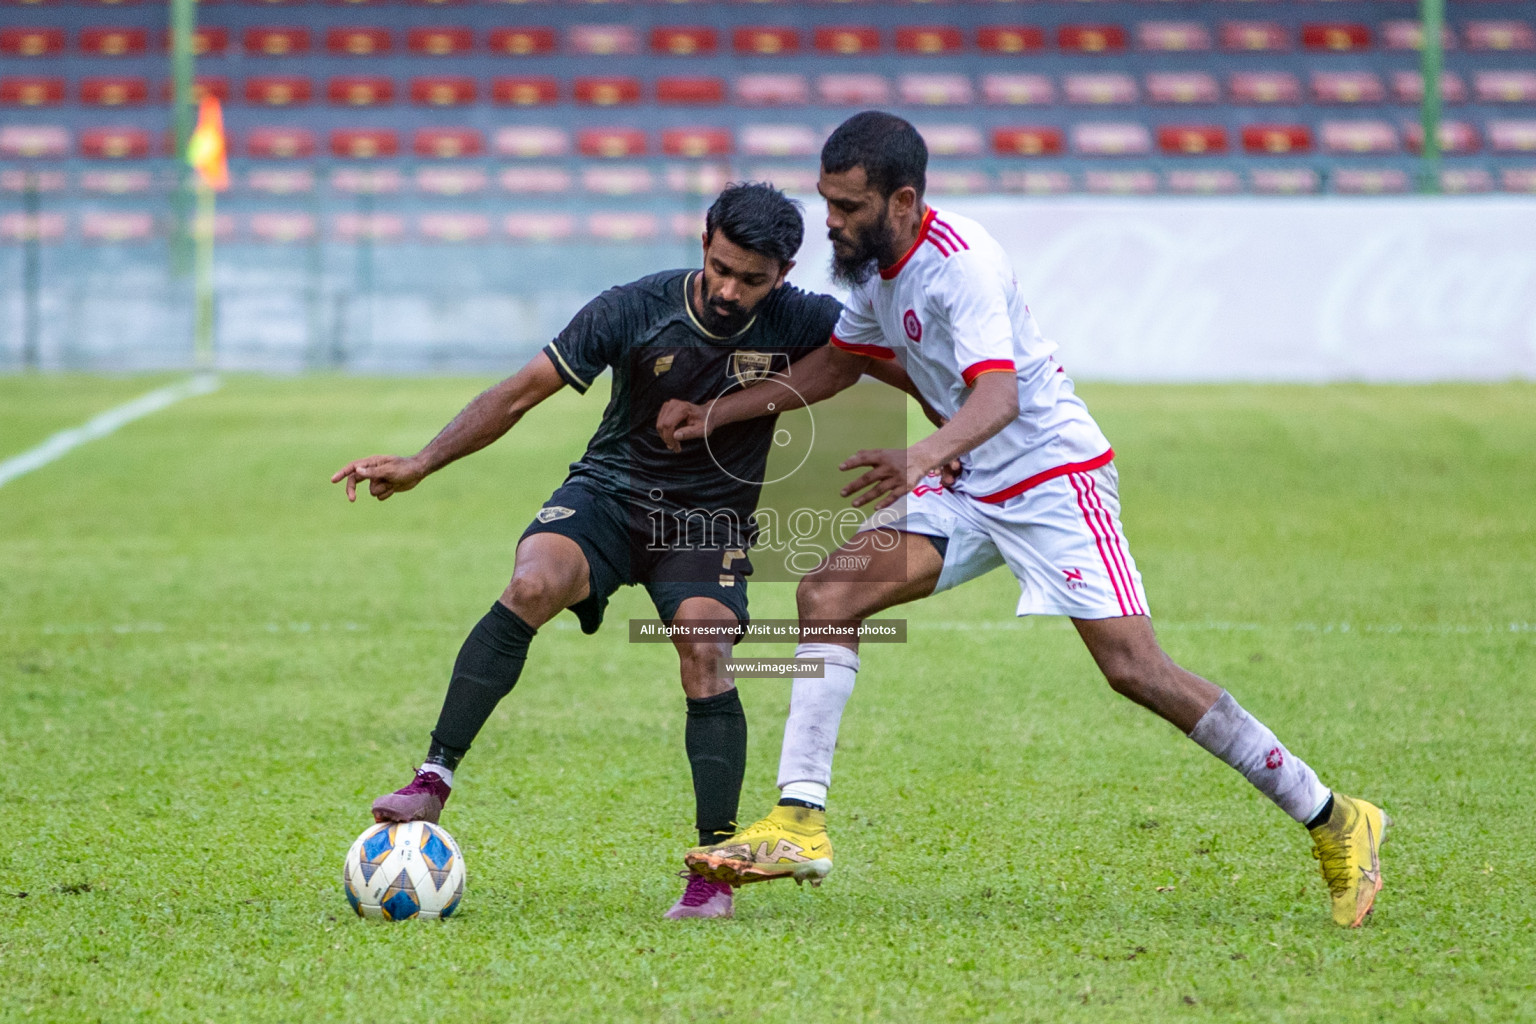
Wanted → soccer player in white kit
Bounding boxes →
[658,112,1389,927]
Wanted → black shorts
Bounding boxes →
[520,479,752,636]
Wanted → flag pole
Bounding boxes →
[194,178,215,368]
[1419,0,1445,193]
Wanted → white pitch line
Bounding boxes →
[0,374,221,490]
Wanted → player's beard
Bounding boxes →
[696,272,753,336]
[829,207,895,289]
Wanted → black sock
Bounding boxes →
[777,797,824,811]
[685,688,747,847]
[1304,792,1335,830]
[425,602,537,771]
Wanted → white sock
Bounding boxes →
[776,643,859,807]
[420,763,454,786]
[1187,691,1330,824]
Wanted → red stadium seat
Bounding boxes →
[419,214,490,243]
[817,74,890,105]
[0,125,68,158]
[1501,169,1536,194]
[1065,73,1138,105]
[250,213,317,244]
[1333,170,1410,195]
[504,213,576,243]
[80,77,149,106]
[1464,21,1536,51]
[657,77,725,106]
[992,126,1065,157]
[79,169,153,194]
[0,28,64,57]
[1489,120,1536,153]
[412,77,476,106]
[414,128,482,158]
[574,77,642,106]
[651,27,717,56]
[247,168,316,195]
[734,74,810,106]
[328,76,394,106]
[1301,24,1372,53]
[996,171,1072,195]
[1320,121,1398,155]
[1138,22,1212,53]
[81,127,152,159]
[1311,72,1385,104]
[569,25,639,56]
[416,167,487,196]
[244,27,310,56]
[246,127,317,159]
[582,166,654,196]
[332,214,405,243]
[499,167,573,194]
[1165,170,1241,196]
[662,128,731,158]
[1146,72,1219,105]
[1404,121,1480,155]
[918,124,983,157]
[1250,169,1320,196]
[1219,22,1289,53]
[578,128,647,158]
[160,77,231,103]
[0,77,66,106]
[326,27,391,55]
[331,128,400,159]
[733,27,800,56]
[1380,21,1454,52]
[1241,124,1312,155]
[1474,71,1536,103]
[487,28,556,56]
[246,76,313,106]
[490,77,558,106]
[977,26,1044,55]
[1058,25,1126,54]
[1158,125,1227,155]
[80,27,148,56]
[1084,170,1157,196]
[158,27,228,57]
[895,26,963,55]
[407,27,473,56]
[981,73,1054,106]
[739,124,820,158]
[493,126,569,158]
[81,212,156,244]
[587,213,659,243]
[814,26,880,56]
[898,74,973,106]
[1071,122,1152,156]
[1228,72,1302,105]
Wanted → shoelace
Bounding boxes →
[676,873,727,907]
[403,769,447,794]
[1312,830,1355,895]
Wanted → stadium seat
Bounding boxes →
[656,77,725,106]
[173,27,228,59]
[981,73,1055,105]
[1165,170,1241,195]
[1249,169,1320,195]
[739,124,820,158]
[247,168,316,195]
[332,214,405,243]
[733,27,800,56]
[1146,72,1220,105]
[1065,73,1138,105]
[249,213,317,244]
[328,76,394,106]
[666,164,731,197]
[1158,125,1227,155]
[1058,25,1127,54]
[661,128,731,158]
[578,127,647,158]
[0,125,69,159]
[1464,21,1536,51]
[160,77,231,104]
[1228,72,1303,105]
[331,169,404,194]
[1072,122,1153,156]
[244,28,311,56]
[895,26,964,55]
[493,126,569,158]
[1241,124,1312,154]
[672,212,707,241]
[1474,71,1536,103]
[246,128,316,159]
[1380,21,1455,52]
[1320,121,1399,155]
[996,170,1073,195]
[0,77,66,106]
[80,27,148,56]
[0,212,67,243]
[574,77,642,106]
[419,214,491,244]
[1311,72,1386,104]
[1501,169,1536,193]
[1084,170,1157,195]
[927,170,992,196]
[898,74,973,106]
[574,174,647,205]
[0,170,67,194]
[499,166,573,194]
[327,27,392,56]
[651,27,717,56]
[80,77,149,107]
[815,27,881,56]
[744,165,819,193]
[246,76,313,107]
[330,129,400,159]
[1333,169,1410,195]
[588,213,660,243]
[918,123,984,157]
[412,77,476,106]
[1439,169,1494,195]
[81,128,153,159]
[414,128,481,158]
[977,26,1045,55]
[734,74,811,106]
[992,126,1065,157]
[1404,121,1480,155]
[81,212,156,244]
[0,28,65,58]
[79,168,152,194]
[406,27,473,56]
[569,25,640,56]
[1391,71,1467,104]
[817,73,890,105]
[1219,22,1289,53]
[488,28,556,56]
[1301,24,1372,53]
[1138,22,1212,52]
[1487,120,1536,153]
[490,77,558,106]
[505,213,576,243]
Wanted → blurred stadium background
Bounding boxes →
[0,0,1533,374]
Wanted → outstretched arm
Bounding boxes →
[332,351,566,501]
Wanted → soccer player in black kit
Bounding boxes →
[332,184,842,918]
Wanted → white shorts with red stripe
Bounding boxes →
[861,462,1149,619]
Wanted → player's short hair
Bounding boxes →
[821,111,928,202]
[704,182,805,267]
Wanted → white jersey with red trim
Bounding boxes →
[830,206,1112,504]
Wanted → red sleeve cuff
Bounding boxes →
[961,359,1015,386]
[831,334,896,360]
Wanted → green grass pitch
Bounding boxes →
[2,375,1534,1023]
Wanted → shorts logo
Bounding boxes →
[903,309,922,343]
[536,506,575,523]
[653,354,675,376]
[1062,567,1085,590]
[728,350,774,386]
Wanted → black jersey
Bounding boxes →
[542,269,840,545]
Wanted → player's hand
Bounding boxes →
[939,458,963,488]
[838,448,930,510]
[657,399,713,453]
[330,455,427,502]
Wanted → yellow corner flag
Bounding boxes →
[187,94,229,192]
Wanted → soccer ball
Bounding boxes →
[343,820,466,921]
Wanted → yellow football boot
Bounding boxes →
[1309,793,1391,927]
[685,804,833,887]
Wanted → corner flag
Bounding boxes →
[187,95,228,192]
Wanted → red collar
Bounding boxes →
[879,206,935,281]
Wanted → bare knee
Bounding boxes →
[677,641,733,699]
[501,573,566,627]
[797,577,860,624]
